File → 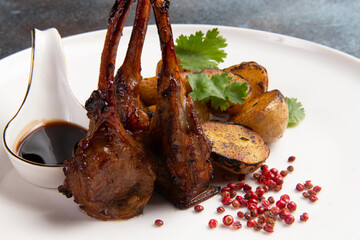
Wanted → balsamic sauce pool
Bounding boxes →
[16,121,87,166]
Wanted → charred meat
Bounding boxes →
[148,0,219,209]
[58,0,156,220]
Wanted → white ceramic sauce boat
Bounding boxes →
[2,28,88,188]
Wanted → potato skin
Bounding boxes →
[145,102,210,123]
[202,120,270,174]
[225,62,269,115]
[229,89,288,143]
[139,76,158,106]
[225,61,268,98]
[193,101,210,123]
[139,72,193,107]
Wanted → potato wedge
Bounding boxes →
[202,120,269,174]
[225,62,269,115]
[193,101,210,123]
[144,101,209,123]
[140,72,193,106]
[179,71,193,94]
[156,58,187,76]
[139,76,158,106]
[229,89,288,143]
[225,61,268,98]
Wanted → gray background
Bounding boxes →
[1,0,359,59]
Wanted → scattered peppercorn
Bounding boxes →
[287,201,297,212]
[243,184,252,192]
[217,206,225,213]
[244,212,252,220]
[279,209,290,220]
[288,156,296,162]
[253,172,261,179]
[246,219,257,227]
[221,191,230,199]
[154,219,164,226]
[232,220,242,230]
[263,224,274,233]
[284,214,295,225]
[194,204,204,212]
[270,206,280,216]
[280,194,290,203]
[223,215,234,226]
[232,199,241,208]
[296,183,305,191]
[276,200,287,209]
[274,185,282,192]
[237,211,244,219]
[280,170,288,177]
[208,219,218,228]
[265,217,276,226]
[207,158,320,234]
[308,189,316,196]
[261,199,270,208]
[254,224,263,231]
[221,197,232,205]
[309,195,318,202]
[227,182,237,190]
[257,215,266,224]
[268,196,275,204]
[304,182,313,189]
[300,213,309,222]
[313,185,322,193]
[302,192,310,198]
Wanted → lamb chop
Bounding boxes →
[58,0,156,220]
[114,0,150,135]
[148,0,220,209]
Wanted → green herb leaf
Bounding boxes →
[188,72,248,111]
[175,28,227,71]
[286,97,305,127]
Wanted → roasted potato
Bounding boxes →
[202,120,269,174]
[156,58,186,76]
[144,101,210,123]
[193,100,210,123]
[229,89,288,143]
[139,76,158,106]
[140,72,193,106]
[225,62,269,115]
[179,71,193,94]
[225,61,268,98]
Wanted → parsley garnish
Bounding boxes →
[175,28,227,71]
[286,97,305,127]
[188,72,248,111]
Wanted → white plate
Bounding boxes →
[1,24,360,240]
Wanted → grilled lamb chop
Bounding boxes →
[114,0,150,135]
[148,0,219,209]
[58,0,156,220]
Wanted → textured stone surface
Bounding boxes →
[1,0,359,59]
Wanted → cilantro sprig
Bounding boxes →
[175,28,227,71]
[188,72,248,111]
[286,97,305,127]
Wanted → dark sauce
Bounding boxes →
[17,121,87,166]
